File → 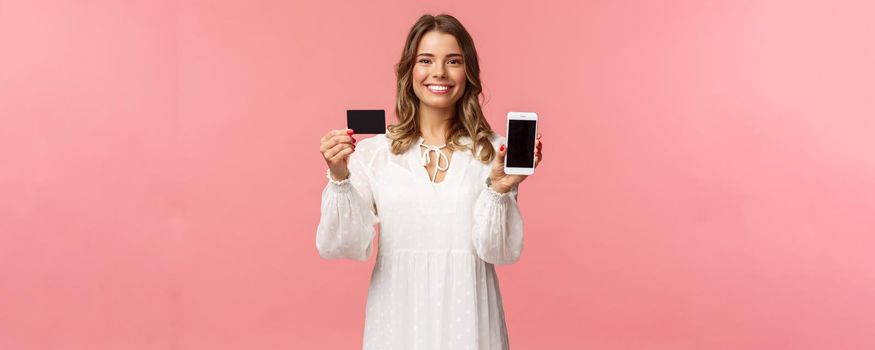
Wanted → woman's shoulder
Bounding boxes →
[354,133,391,153]
[458,132,504,146]
[458,132,504,155]
[473,133,504,154]
[488,132,506,147]
[351,133,395,163]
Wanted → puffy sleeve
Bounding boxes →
[471,179,524,265]
[315,145,380,261]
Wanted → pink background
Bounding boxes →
[2,0,874,349]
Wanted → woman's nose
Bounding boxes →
[431,64,447,78]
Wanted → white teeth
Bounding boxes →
[428,85,449,91]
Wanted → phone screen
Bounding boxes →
[506,119,537,168]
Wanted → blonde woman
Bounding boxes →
[317,14,543,350]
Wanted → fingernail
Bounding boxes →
[347,129,354,135]
[352,138,356,143]
[500,145,505,152]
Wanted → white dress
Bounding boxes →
[316,132,524,350]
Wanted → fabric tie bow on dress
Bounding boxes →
[419,143,449,184]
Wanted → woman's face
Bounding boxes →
[411,31,467,111]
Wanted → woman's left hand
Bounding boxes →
[489,133,543,193]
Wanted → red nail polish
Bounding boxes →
[500,145,505,152]
[347,129,354,135]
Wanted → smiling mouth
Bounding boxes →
[426,84,452,93]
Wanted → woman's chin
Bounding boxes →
[421,97,459,110]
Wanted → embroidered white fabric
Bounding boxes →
[316,132,523,350]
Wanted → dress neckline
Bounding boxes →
[415,136,454,185]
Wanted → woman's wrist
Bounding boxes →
[330,169,350,180]
[489,183,511,194]
[485,176,511,194]
[327,168,351,184]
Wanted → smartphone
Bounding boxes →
[504,112,539,175]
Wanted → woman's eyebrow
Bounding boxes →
[416,53,464,58]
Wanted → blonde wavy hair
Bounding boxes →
[386,14,496,164]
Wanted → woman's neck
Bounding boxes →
[418,103,454,144]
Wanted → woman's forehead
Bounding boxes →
[416,31,461,55]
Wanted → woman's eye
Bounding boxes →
[448,59,461,65]
[418,59,431,64]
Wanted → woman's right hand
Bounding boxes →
[320,129,356,181]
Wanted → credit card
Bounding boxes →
[346,110,386,134]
